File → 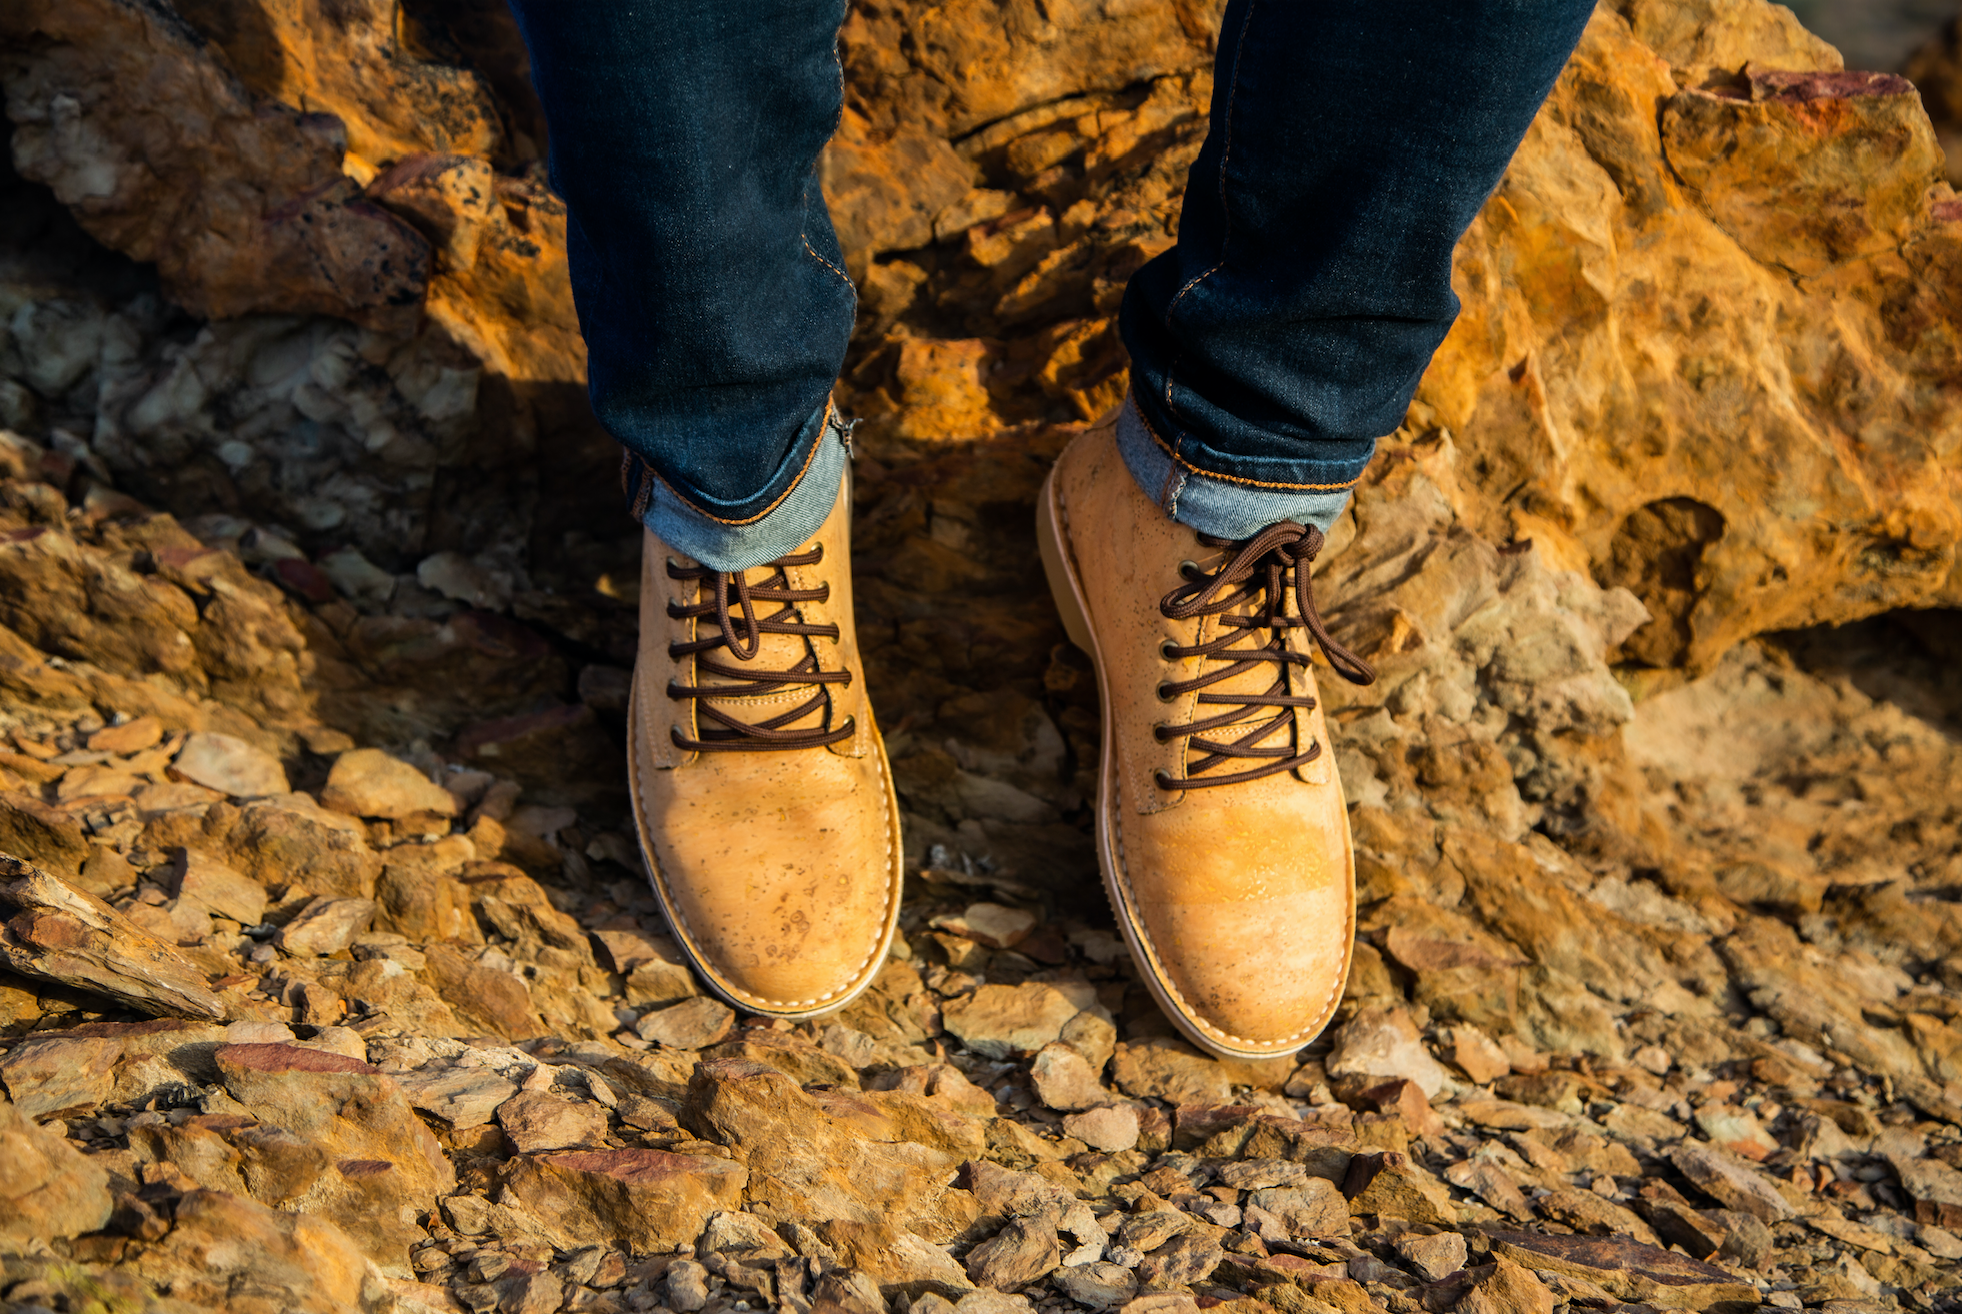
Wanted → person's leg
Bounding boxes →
[1042,0,1594,1060]
[507,0,855,572]
[1117,0,1597,538]
[512,3,901,1022]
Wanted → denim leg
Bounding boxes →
[508,0,855,571]
[1119,0,1595,537]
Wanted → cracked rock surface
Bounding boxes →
[2,1,1962,1312]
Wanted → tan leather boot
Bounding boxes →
[1037,413,1376,1060]
[628,473,901,1019]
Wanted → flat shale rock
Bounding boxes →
[213,1042,455,1267]
[1112,1037,1233,1107]
[396,1062,520,1129]
[1892,1154,1962,1228]
[0,1033,119,1118]
[0,788,89,875]
[130,1187,388,1314]
[1029,1039,1111,1111]
[941,982,1087,1058]
[0,857,224,1019]
[171,731,289,798]
[496,1088,607,1152]
[816,1216,976,1298]
[0,1088,112,1244]
[277,895,379,957]
[500,1148,748,1252]
[170,849,267,927]
[1669,1141,1795,1222]
[1326,1004,1451,1098]
[1490,1231,1760,1307]
[684,1058,962,1238]
[636,996,737,1049]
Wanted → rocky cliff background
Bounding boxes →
[3,1,1962,1312]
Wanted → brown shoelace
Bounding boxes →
[665,546,855,752]
[1154,521,1376,791]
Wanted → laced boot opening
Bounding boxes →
[1152,521,1375,791]
[664,545,856,752]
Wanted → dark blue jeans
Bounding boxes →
[509,0,1594,569]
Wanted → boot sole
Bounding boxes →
[1038,462,1354,1061]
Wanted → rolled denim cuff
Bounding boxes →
[625,402,850,572]
[1114,396,1353,539]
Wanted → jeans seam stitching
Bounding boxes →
[803,234,854,290]
[1135,400,1366,492]
[644,397,837,527]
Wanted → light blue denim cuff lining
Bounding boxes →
[640,410,850,572]
[1113,395,1353,539]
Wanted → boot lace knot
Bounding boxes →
[1152,521,1375,791]
[664,545,856,752]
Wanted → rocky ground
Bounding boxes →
[6,0,1962,1312]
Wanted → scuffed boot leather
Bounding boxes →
[1037,412,1376,1059]
[629,473,902,1019]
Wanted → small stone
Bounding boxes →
[636,996,736,1049]
[931,902,1036,949]
[1343,1152,1456,1225]
[1053,1261,1137,1309]
[941,983,1086,1059]
[1458,1256,1554,1314]
[496,1089,608,1153]
[1325,1004,1449,1099]
[88,716,164,755]
[1030,1041,1109,1111]
[966,1217,1060,1291]
[666,1258,710,1312]
[1135,1231,1223,1293]
[1394,1230,1467,1281]
[276,895,378,957]
[1063,1103,1139,1152]
[1244,1182,1350,1242]
[1446,1026,1511,1083]
[1117,1211,1188,1254]
[1632,1043,1673,1075]
[1694,1104,1779,1160]
[321,748,459,820]
[500,1148,748,1253]
[171,732,289,798]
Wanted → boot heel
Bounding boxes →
[1037,470,1096,654]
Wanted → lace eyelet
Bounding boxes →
[1152,724,1174,743]
[1158,639,1179,660]
[1152,770,1180,791]
[1178,559,1199,580]
[1155,683,1177,703]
